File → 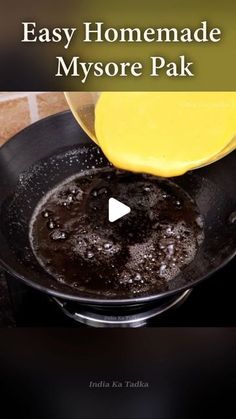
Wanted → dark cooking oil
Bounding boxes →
[29,169,204,297]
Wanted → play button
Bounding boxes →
[108,198,131,222]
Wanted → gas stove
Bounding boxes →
[1,256,235,327]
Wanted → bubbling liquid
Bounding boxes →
[29,169,204,297]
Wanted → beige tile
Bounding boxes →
[37,92,69,118]
[0,97,30,146]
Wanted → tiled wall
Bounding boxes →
[0,92,69,146]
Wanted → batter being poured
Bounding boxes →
[95,92,236,177]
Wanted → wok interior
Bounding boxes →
[0,112,235,303]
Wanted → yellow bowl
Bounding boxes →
[64,92,100,145]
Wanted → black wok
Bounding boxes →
[0,111,235,306]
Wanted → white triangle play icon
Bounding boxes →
[108,198,131,222]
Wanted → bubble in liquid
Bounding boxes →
[104,242,112,250]
[47,220,55,229]
[50,230,68,241]
[42,210,52,218]
[175,200,182,209]
[86,251,94,259]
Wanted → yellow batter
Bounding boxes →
[95,92,236,177]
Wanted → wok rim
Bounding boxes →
[1,250,235,305]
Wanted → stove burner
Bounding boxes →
[52,289,191,327]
